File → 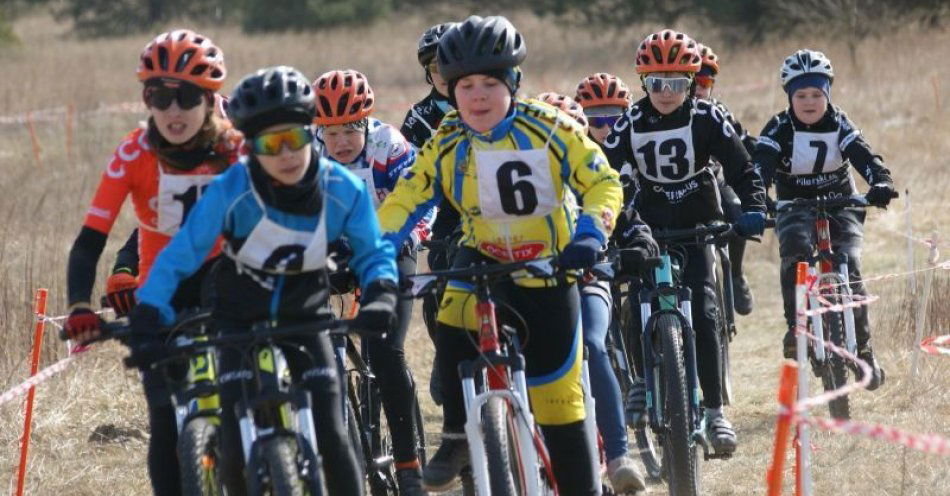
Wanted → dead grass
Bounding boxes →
[1,11,949,496]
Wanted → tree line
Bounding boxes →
[1,0,948,50]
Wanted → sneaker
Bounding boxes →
[422,434,469,492]
[783,328,797,360]
[396,464,428,496]
[856,345,885,391]
[705,411,738,455]
[607,455,646,494]
[733,276,754,315]
[624,379,648,428]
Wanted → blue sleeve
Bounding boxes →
[334,171,398,286]
[137,172,234,324]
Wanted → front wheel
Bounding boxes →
[246,436,307,496]
[481,397,519,496]
[178,416,225,496]
[820,294,851,420]
[712,253,734,406]
[657,313,700,496]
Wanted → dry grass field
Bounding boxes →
[1,10,949,495]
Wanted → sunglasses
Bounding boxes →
[695,75,715,89]
[251,126,314,156]
[144,83,208,111]
[589,115,621,129]
[643,75,692,94]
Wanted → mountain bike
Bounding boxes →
[406,257,582,496]
[774,193,894,419]
[629,224,739,496]
[78,309,224,496]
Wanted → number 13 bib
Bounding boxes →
[475,148,558,221]
[630,120,697,184]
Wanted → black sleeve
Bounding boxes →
[67,226,108,306]
[708,110,766,213]
[601,117,638,208]
[751,117,783,191]
[400,108,425,149]
[112,228,139,276]
[838,114,893,186]
[430,197,461,241]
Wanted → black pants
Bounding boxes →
[626,243,724,410]
[216,324,363,495]
[776,208,870,345]
[140,257,218,496]
[361,249,422,463]
[436,248,599,496]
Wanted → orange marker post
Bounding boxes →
[766,361,799,496]
[26,111,43,168]
[15,288,48,496]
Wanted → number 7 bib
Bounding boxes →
[475,148,558,221]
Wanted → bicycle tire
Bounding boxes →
[820,290,851,420]
[178,416,225,496]
[657,313,700,496]
[411,393,428,466]
[713,256,734,406]
[246,435,307,496]
[481,397,518,496]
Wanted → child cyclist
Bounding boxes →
[753,49,895,388]
[693,42,758,315]
[602,29,768,455]
[63,30,238,495]
[378,15,648,494]
[311,68,429,494]
[538,91,647,492]
[574,72,633,147]
[130,66,397,495]
[401,21,459,406]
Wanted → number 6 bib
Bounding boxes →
[475,148,558,221]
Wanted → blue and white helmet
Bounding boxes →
[780,49,834,88]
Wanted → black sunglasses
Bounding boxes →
[144,83,208,111]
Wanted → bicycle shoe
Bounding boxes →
[732,275,754,316]
[422,434,469,491]
[396,464,429,496]
[856,344,885,391]
[607,455,646,493]
[624,379,648,428]
[705,411,738,455]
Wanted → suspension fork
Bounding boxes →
[475,283,508,390]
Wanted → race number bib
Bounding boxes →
[156,172,215,235]
[630,124,698,184]
[791,131,843,176]
[350,167,382,208]
[475,148,558,221]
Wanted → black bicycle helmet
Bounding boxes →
[417,22,456,67]
[227,66,316,137]
[436,15,526,84]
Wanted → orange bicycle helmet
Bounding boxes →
[574,73,632,108]
[697,43,720,75]
[312,70,375,126]
[537,92,588,130]
[635,29,701,74]
[137,30,226,91]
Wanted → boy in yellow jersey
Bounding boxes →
[377,15,654,494]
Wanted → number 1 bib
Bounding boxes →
[475,148,558,221]
[791,131,843,176]
[154,165,216,235]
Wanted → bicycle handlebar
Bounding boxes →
[773,192,898,213]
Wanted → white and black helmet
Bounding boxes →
[436,15,526,84]
[780,49,834,88]
[418,22,457,67]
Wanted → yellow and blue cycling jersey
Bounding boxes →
[379,99,622,281]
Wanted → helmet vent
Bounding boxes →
[650,46,663,64]
[191,63,207,76]
[668,45,680,64]
[177,49,196,72]
[157,46,169,70]
[319,96,333,117]
[336,93,350,116]
[606,82,616,96]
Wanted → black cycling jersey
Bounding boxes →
[753,104,892,200]
[602,96,766,229]
[400,89,453,149]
